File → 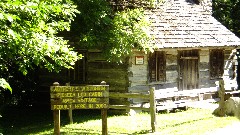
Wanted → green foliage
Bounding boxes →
[213,0,240,37]
[71,0,112,48]
[0,0,80,80]
[108,9,152,62]
[0,78,12,93]
[72,0,152,62]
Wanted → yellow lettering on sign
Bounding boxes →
[63,105,68,109]
[77,98,97,103]
[53,105,71,110]
[53,105,60,110]
[89,98,97,102]
[77,92,87,97]
[88,104,94,109]
[96,104,104,108]
[74,104,86,109]
[55,93,76,98]
[89,92,102,97]
[62,99,73,103]
[101,86,106,91]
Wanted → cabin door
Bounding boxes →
[178,50,199,90]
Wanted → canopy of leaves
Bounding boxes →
[213,0,240,37]
[108,9,152,62]
[71,0,152,62]
[0,0,81,83]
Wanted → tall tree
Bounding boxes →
[213,0,240,37]
[71,0,153,62]
[0,0,81,89]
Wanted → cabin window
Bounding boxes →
[149,51,166,82]
[68,51,87,84]
[209,49,224,79]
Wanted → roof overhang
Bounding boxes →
[145,0,240,49]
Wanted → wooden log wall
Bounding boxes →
[38,47,237,107]
[199,48,212,88]
[128,50,150,104]
[38,50,129,108]
[87,50,129,106]
[165,50,178,86]
[128,48,238,104]
[128,50,148,87]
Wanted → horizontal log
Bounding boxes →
[109,105,149,111]
[87,78,128,86]
[109,92,150,99]
[180,56,198,59]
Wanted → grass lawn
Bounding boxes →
[1,107,239,135]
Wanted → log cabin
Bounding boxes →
[127,0,240,107]
[39,0,240,111]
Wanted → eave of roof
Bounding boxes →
[145,0,240,48]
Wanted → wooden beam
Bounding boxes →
[53,82,60,135]
[109,92,150,99]
[150,87,156,133]
[101,81,108,135]
[180,56,198,59]
[109,105,150,111]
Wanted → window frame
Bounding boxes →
[67,50,87,84]
[149,51,166,82]
[209,49,224,79]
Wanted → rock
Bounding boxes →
[224,98,237,116]
[213,97,240,117]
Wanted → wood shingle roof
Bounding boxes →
[146,0,240,48]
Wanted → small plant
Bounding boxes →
[0,78,11,93]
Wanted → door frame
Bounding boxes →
[178,50,199,91]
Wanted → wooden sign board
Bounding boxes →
[135,56,144,65]
[50,85,109,110]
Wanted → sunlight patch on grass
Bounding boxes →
[28,108,239,135]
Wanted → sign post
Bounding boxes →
[52,82,60,135]
[50,82,109,134]
[100,81,108,135]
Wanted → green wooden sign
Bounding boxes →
[50,85,109,110]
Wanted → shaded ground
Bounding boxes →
[0,106,102,135]
[0,100,239,135]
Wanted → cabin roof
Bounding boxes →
[145,0,240,48]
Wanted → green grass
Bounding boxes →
[1,107,239,135]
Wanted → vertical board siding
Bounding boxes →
[178,50,199,90]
